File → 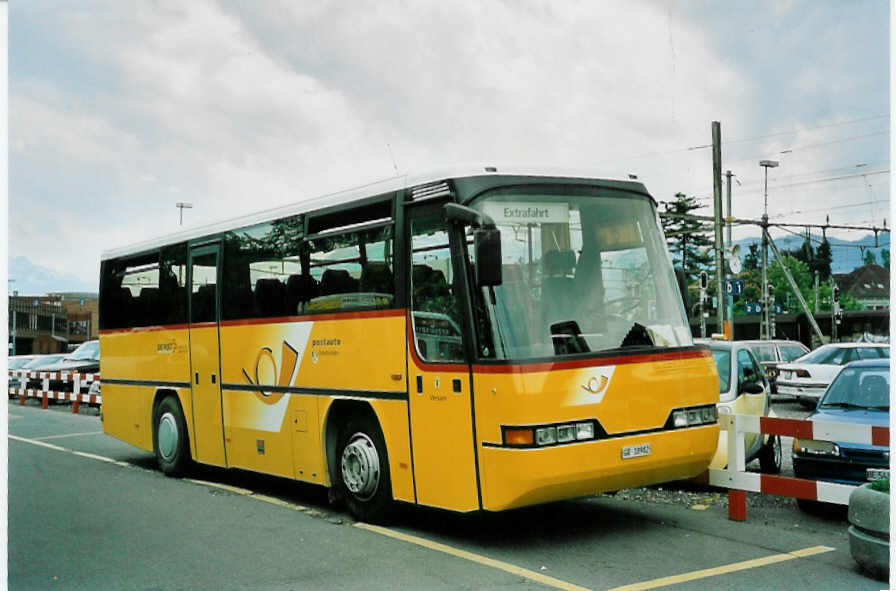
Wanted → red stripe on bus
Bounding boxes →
[471,348,711,374]
[871,425,889,446]
[99,309,405,334]
[100,324,190,335]
[220,308,405,327]
[760,474,817,500]
[759,416,814,439]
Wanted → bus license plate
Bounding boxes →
[622,443,651,459]
[867,468,889,481]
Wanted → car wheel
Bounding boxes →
[153,396,191,477]
[336,415,393,523]
[758,435,782,474]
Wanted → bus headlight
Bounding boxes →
[671,405,717,428]
[793,438,839,456]
[535,426,557,446]
[502,421,597,447]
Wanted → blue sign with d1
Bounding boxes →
[725,279,745,297]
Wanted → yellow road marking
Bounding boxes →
[35,431,104,440]
[184,479,254,496]
[354,522,592,591]
[603,545,835,591]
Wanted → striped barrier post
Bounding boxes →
[7,370,101,413]
[709,413,889,521]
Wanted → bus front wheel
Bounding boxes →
[153,396,191,477]
[336,415,393,523]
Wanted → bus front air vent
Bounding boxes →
[409,181,452,202]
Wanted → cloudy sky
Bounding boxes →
[8,1,890,291]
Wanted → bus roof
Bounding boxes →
[100,164,649,261]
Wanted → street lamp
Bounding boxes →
[759,160,779,339]
[176,202,194,226]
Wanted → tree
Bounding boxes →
[882,249,890,269]
[660,193,713,288]
[863,249,877,266]
[811,238,832,281]
[742,243,760,271]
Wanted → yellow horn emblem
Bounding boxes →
[582,375,609,395]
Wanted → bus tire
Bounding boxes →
[153,396,191,477]
[758,434,782,474]
[336,415,393,523]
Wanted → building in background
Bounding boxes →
[7,293,98,355]
[832,264,889,310]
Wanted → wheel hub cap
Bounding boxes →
[341,433,380,500]
[158,412,178,461]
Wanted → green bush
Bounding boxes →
[869,478,889,493]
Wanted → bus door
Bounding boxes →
[405,203,480,511]
[187,242,227,467]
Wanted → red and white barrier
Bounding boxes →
[7,370,101,412]
[708,413,889,520]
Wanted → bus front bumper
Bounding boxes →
[478,424,719,511]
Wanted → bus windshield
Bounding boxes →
[470,185,691,360]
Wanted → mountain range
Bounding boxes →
[8,256,98,296]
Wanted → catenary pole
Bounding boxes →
[712,122,725,334]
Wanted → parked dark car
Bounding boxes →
[792,359,889,486]
[22,353,73,391]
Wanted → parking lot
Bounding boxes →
[8,399,883,591]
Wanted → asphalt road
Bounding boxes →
[8,400,886,591]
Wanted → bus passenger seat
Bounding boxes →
[286,274,320,313]
[254,278,287,317]
[138,287,160,326]
[361,262,393,295]
[193,285,216,321]
[320,269,357,296]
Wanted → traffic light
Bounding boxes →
[767,284,774,297]
[833,285,840,303]
[835,309,843,325]
[699,271,708,290]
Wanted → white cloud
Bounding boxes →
[7,0,889,289]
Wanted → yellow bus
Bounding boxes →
[99,166,719,521]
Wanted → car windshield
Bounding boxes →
[711,349,731,394]
[749,344,777,362]
[820,367,889,410]
[469,185,690,360]
[795,345,848,365]
[67,341,99,361]
[780,344,808,361]
[23,355,65,368]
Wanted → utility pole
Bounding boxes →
[814,271,819,313]
[759,160,779,339]
[832,283,840,342]
[725,169,734,339]
[712,122,725,335]
[176,202,193,226]
[699,271,708,338]
[8,279,15,356]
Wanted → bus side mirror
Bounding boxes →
[474,227,502,287]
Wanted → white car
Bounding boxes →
[776,343,890,407]
[698,339,782,473]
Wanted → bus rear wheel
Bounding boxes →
[336,415,393,523]
[153,396,191,477]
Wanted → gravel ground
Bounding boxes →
[609,398,833,516]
